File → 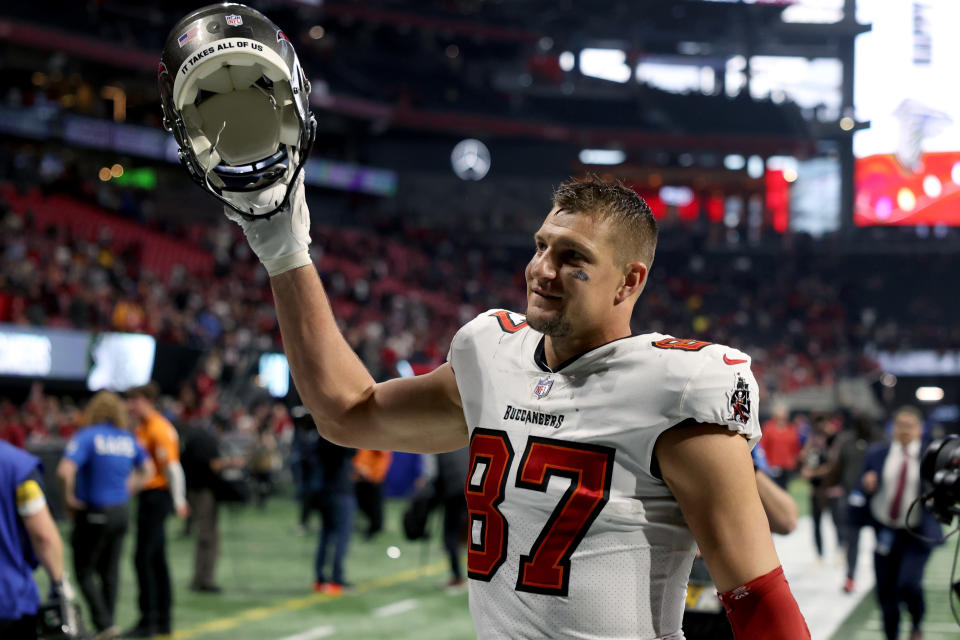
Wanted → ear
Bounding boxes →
[615,261,649,304]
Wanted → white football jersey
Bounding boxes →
[447,309,761,640]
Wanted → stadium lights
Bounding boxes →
[559,51,575,72]
[659,185,694,207]
[923,175,942,198]
[724,154,746,170]
[579,48,631,84]
[916,386,944,402]
[897,187,916,211]
[396,360,415,378]
[579,149,626,165]
[768,156,800,183]
[309,25,325,39]
[101,86,127,122]
[747,155,764,179]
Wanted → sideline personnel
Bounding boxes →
[0,439,74,638]
[57,391,153,638]
[126,383,189,638]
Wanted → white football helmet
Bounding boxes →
[159,3,316,218]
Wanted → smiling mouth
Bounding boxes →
[532,290,562,301]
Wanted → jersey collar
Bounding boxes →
[533,333,637,373]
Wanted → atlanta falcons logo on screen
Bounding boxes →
[728,373,752,425]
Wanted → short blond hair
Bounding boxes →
[83,391,129,430]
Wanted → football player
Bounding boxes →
[161,5,809,638]
[230,175,809,639]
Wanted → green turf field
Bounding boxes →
[45,489,960,639]
[784,476,960,640]
[47,496,475,640]
[828,534,960,640]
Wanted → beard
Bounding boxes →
[526,308,572,338]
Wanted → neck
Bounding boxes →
[543,324,631,370]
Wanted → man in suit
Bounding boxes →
[861,406,942,640]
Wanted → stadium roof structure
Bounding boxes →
[0,0,866,155]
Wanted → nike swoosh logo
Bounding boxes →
[723,354,748,365]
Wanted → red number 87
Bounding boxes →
[465,428,615,596]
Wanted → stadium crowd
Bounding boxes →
[5,166,960,413]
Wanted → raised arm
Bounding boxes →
[656,422,809,639]
[223,178,467,453]
[271,265,468,453]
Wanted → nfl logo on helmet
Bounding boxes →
[226,14,243,26]
[533,377,554,400]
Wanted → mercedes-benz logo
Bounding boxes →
[451,138,491,181]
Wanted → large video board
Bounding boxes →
[854,0,960,226]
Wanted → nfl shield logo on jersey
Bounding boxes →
[533,377,554,400]
[225,14,243,26]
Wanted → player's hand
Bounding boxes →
[175,502,191,520]
[862,470,878,494]
[223,174,312,276]
[65,495,86,513]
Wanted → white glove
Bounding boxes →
[223,175,312,277]
[53,575,76,602]
[52,575,80,636]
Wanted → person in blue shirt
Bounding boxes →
[0,439,74,639]
[57,391,153,638]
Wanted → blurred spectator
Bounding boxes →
[862,406,942,640]
[352,449,393,539]
[829,414,879,593]
[405,449,470,591]
[291,416,323,534]
[181,415,244,593]
[56,391,153,638]
[800,415,841,564]
[267,403,293,438]
[248,423,278,509]
[759,403,801,489]
[434,449,469,591]
[125,382,188,638]
[306,416,356,595]
[0,439,75,639]
[0,404,26,449]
